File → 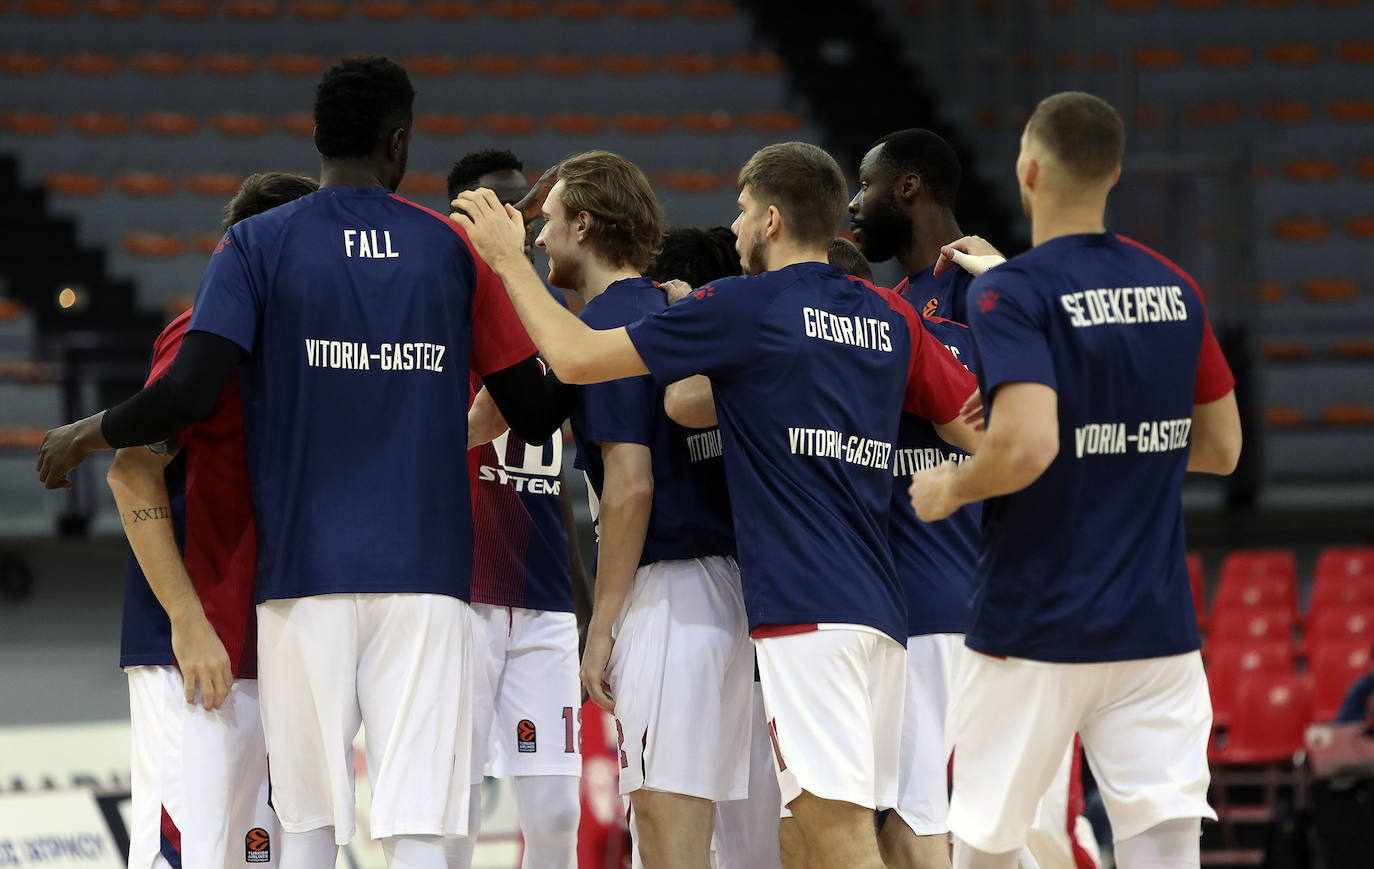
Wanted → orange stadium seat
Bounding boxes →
[742,110,802,133]
[1348,216,1374,239]
[70,111,131,136]
[1261,99,1313,124]
[267,54,324,77]
[1336,41,1374,64]
[289,0,346,18]
[599,54,654,76]
[155,0,213,18]
[678,110,733,133]
[612,111,670,133]
[87,0,145,15]
[191,231,223,255]
[1309,639,1372,721]
[479,112,538,135]
[358,0,411,19]
[210,112,269,136]
[1245,0,1296,7]
[1207,641,1295,728]
[728,53,783,75]
[1304,278,1359,301]
[469,55,526,76]
[1316,547,1374,582]
[121,232,185,257]
[20,0,75,16]
[404,54,460,76]
[0,428,48,449]
[1134,105,1162,128]
[1175,0,1226,10]
[548,113,606,135]
[1283,158,1339,182]
[184,170,244,196]
[140,111,199,136]
[1273,218,1330,242]
[115,170,176,196]
[43,172,105,196]
[1185,99,1242,125]
[1211,673,1310,763]
[1259,281,1285,303]
[1320,404,1374,427]
[1333,339,1374,359]
[1132,46,1182,70]
[1209,608,1295,644]
[224,0,280,17]
[418,0,476,19]
[553,0,606,18]
[534,55,591,77]
[1198,44,1253,69]
[131,52,190,76]
[0,360,55,381]
[615,0,670,18]
[1267,42,1321,67]
[63,52,120,75]
[664,54,720,75]
[1357,156,1374,179]
[0,52,51,75]
[1330,99,1374,122]
[1265,406,1304,428]
[1,111,59,135]
[397,172,447,196]
[413,112,471,135]
[488,0,541,18]
[1261,340,1312,360]
[657,169,720,193]
[201,53,258,76]
[680,0,733,18]
[277,112,315,135]
[1105,0,1157,10]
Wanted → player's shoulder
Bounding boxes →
[1111,232,1203,293]
[580,278,664,328]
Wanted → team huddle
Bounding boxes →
[35,54,1242,869]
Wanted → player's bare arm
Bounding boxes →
[107,446,233,711]
[932,400,984,454]
[36,411,110,489]
[910,382,1058,522]
[580,441,655,713]
[1186,390,1241,475]
[451,188,648,384]
[467,386,509,449]
[933,235,1007,278]
[664,376,719,429]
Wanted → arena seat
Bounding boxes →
[1337,41,1374,64]
[1307,639,1372,721]
[1319,404,1374,427]
[1208,608,1295,645]
[1261,340,1311,361]
[1282,158,1339,182]
[1315,546,1374,581]
[1206,640,1295,728]
[1266,42,1321,67]
[114,170,176,196]
[1212,575,1296,618]
[1302,279,1359,302]
[1211,673,1311,764]
[1219,549,1298,589]
[1197,44,1254,69]
[1304,607,1374,649]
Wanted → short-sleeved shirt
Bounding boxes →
[119,308,259,678]
[470,288,574,613]
[965,232,1236,663]
[896,263,974,325]
[626,262,977,643]
[188,187,535,603]
[888,316,980,637]
[571,277,734,566]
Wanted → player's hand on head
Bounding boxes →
[659,279,694,305]
[171,615,234,711]
[909,461,962,522]
[933,235,1006,277]
[450,188,526,266]
[579,631,616,714]
[515,164,560,224]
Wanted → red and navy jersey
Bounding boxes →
[572,277,734,565]
[187,186,535,602]
[966,232,1235,662]
[119,309,259,679]
[888,315,979,637]
[626,262,976,643]
[895,262,974,324]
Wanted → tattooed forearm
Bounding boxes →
[126,506,171,525]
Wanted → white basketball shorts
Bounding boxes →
[471,603,583,779]
[946,649,1216,853]
[895,632,960,835]
[256,593,476,844]
[125,666,277,869]
[754,625,905,813]
[1027,737,1103,869]
[608,555,753,801]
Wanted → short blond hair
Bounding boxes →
[738,142,846,246]
[1026,92,1125,181]
[556,151,665,271]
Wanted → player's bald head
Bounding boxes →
[1023,92,1125,183]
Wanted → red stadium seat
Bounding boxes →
[1176,0,1226,10]
[1,111,60,135]
[612,112,670,134]
[1333,339,1374,359]
[728,53,783,75]
[1219,550,1297,591]
[1245,0,1296,7]
[1306,607,1374,646]
[404,54,460,77]
[70,111,131,136]
[184,171,244,197]
[289,0,346,18]
[547,112,605,135]
[201,53,258,76]
[1330,99,1374,123]
[1349,216,1374,240]
[20,0,75,16]
[1309,639,1372,721]
[552,0,605,18]
[1197,43,1253,69]
[469,55,526,77]
[276,112,315,136]
[130,52,190,77]
[1273,218,1330,243]
[1211,673,1311,763]
[211,112,269,136]
[1337,41,1374,65]
[1267,42,1321,67]
[678,110,734,133]
[191,231,223,255]
[599,54,654,76]
[358,0,410,19]
[1261,100,1313,125]
[479,113,538,135]
[267,54,324,77]
[1259,281,1285,303]
[121,232,185,258]
[488,0,541,19]
[1207,640,1296,727]
[0,51,51,75]
[1319,404,1374,427]
[657,169,721,193]
[534,55,591,77]
[224,0,280,18]
[413,112,471,136]
[1188,551,1206,624]
[1303,279,1359,302]
[43,172,104,196]
[1265,406,1304,428]
[1208,608,1295,645]
[680,0,733,18]
[1213,575,1296,617]
[155,0,212,18]
[63,52,120,76]
[1132,46,1182,70]
[1315,547,1374,582]
[397,172,447,196]
[614,0,669,17]
[664,53,720,75]
[1261,340,1312,361]
[1184,99,1242,125]
[1283,158,1339,182]
[140,111,198,136]
[0,427,47,449]
[418,0,475,19]
[114,170,176,196]
[742,110,802,133]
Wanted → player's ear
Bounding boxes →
[1023,157,1039,192]
[898,172,921,203]
[574,210,592,243]
[765,205,782,241]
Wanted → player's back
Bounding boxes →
[966,231,1231,662]
[192,186,516,603]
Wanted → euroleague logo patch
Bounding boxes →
[517,719,537,753]
[922,297,939,317]
[245,828,270,863]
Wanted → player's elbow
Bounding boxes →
[107,447,162,489]
[1191,430,1243,476]
[1009,434,1058,481]
[664,381,717,430]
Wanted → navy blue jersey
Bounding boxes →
[898,263,974,324]
[626,262,976,643]
[571,277,734,566]
[188,186,536,603]
[889,316,980,637]
[965,232,1235,662]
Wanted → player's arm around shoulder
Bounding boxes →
[1188,390,1241,475]
[108,446,233,711]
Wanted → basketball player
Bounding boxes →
[451,142,981,869]
[37,57,570,869]
[909,92,1241,869]
[448,149,587,869]
[109,171,316,869]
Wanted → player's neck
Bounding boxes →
[901,208,962,276]
[765,242,829,272]
[319,160,390,190]
[1030,194,1108,247]
[576,259,642,304]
